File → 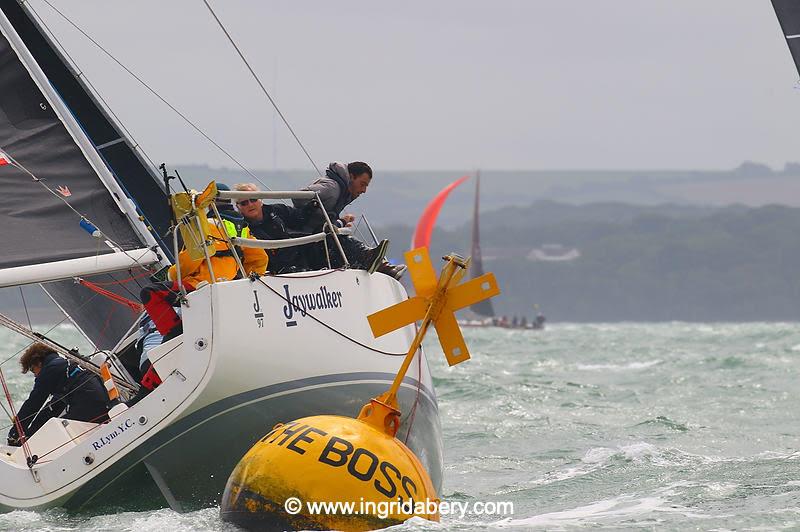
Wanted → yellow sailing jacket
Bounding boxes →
[168,221,267,286]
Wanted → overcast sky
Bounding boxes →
[23,1,800,172]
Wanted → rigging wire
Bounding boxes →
[0,153,157,275]
[18,287,33,331]
[32,0,274,191]
[0,367,34,466]
[201,0,323,178]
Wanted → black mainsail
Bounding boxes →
[772,1,800,76]
[0,4,167,349]
[469,172,495,317]
[1,2,172,246]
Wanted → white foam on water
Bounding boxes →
[85,507,224,532]
[0,510,42,530]
[498,494,670,528]
[704,482,739,499]
[582,442,660,464]
[504,443,679,493]
[576,359,662,371]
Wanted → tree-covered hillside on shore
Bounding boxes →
[4,200,799,324]
[375,202,800,322]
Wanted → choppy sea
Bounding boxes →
[1,322,800,531]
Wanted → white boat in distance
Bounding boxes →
[0,2,441,512]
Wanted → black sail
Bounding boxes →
[469,173,495,317]
[0,5,166,350]
[0,1,172,253]
[0,29,142,266]
[772,0,800,76]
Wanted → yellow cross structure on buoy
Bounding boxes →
[358,247,500,437]
[220,247,500,531]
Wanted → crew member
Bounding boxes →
[234,182,309,273]
[293,161,405,279]
[7,343,109,446]
[140,200,268,341]
[215,183,248,235]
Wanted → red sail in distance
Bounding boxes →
[412,175,469,249]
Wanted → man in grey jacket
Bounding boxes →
[294,161,405,279]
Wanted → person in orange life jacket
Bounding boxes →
[134,202,268,405]
[140,193,268,341]
[7,343,109,446]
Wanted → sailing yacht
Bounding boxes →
[0,2,442,512]
[468,172,495,320]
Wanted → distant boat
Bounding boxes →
[412,173,546,330]
[468,172,495,318]
[463,173,545,330]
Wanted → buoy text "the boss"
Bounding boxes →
[261,421,419,500]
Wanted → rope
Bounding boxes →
[77,278,144,313]
[0,313,137,394]
[0,367,33,466]
[0,292,103,370]
[34,0,273,192]
[0,154,156,275]
[86,270,153,286]
[201,0,323,178]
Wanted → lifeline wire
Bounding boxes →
[255,275,406,357]
[201,0,323,178]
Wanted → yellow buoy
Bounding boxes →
[220,415,437,531]
[220,248,499,531]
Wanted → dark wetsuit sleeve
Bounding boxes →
[13,362,64,436]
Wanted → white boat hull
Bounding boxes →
[0,270,443,512]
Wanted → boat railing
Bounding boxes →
[231,227,352,250]
[350,214,380,247]
[174,188,355,289]
[217,190,317,201]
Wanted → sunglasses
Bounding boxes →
[236,198,258,207]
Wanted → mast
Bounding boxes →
[469,171,495,317]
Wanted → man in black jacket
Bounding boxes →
[7,343,109,446]
[234,182,311,273]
